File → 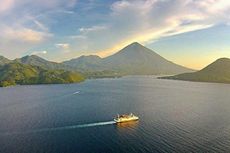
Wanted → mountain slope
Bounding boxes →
[63,55,103,71]
[63,42,194,75]
[15,55,72,70]
[102,42,193,75]
[161,58,230,83]
[0,56,11,65]
[0,62,85,87]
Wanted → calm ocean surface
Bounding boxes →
[1,76,230,153]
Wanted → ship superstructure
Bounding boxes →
[114,113,139,123]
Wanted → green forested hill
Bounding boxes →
[160,58,230,84]
[0,62,85,87]
[0,56,11,65]
[14,55,73,70]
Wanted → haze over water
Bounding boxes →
[1,76,230,153]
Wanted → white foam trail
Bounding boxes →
[1,121,116,135]
[73,91,80,95]
[75,121,115,128]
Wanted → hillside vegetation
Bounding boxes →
[160,58,230,83]
[0,62,85,87]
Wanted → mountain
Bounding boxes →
[0,62,85,87]
[14,55,72,70]
[63,42,194,75]
[0,56,11,65]
[102,42,193,75]
[63,55,103,71]
[160,58,230,83]
[0,42,194,81]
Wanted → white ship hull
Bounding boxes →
[114,115,139,123]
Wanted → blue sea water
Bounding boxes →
[1,76,230,153]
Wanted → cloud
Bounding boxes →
[79,25,107,33]
[70,0,230,57]
[55,43,70,49]
[1,25,51,43]
[1,0,230,61]
[0,0,77,59]
[193,0,230,14]
[31,50,47,55]
[27,16,49,32]
[6,0,77,12]
[70,35,87,39]
[0,0,14,13]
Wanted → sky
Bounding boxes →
[0,0,230,69]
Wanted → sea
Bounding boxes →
[1,76,230,153]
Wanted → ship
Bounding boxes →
[114,113,139,123]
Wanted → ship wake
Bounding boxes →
[1,121,115,135]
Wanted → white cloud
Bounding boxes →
[55,43,70,49]
[0,0,14,13]
[0,0,77,58]
[16,0,77,11]
[72,0,230,57]
[54,43,71,53]
[1,25,52,43]
[30,50,47,55]
[0,0,230,60]
[27,16,49,32]
[194,0,230,13]
[79,25,107,33]
[70,35,87,39]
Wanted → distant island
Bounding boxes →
[0,42,194,87]
[160,58,230,84]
